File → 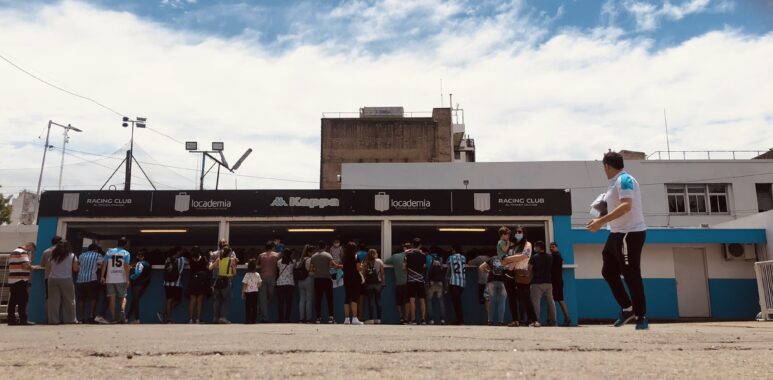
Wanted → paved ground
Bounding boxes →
[0,322,771,379]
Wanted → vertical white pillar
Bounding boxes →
[219,219,229,243]
[381,219,392,260]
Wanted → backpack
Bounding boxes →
[365,263,380,284]
[293,258,309,282]
[164,257,180,282]
[136,261,152,284]
[429,255,444,282]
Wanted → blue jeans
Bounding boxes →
[259,276,276,322]
[213,281,231,321]
[297,277,314,321]
[487,281,507,324]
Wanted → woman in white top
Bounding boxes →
[276,249,296,323]
[47,241,80,324]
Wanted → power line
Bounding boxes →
[0,51,125,117]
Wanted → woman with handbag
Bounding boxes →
[508,227,539,327]
[208,246,236,324]
[342,242,364,325]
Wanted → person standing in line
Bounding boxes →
[187,246,210,324]
[46,241,80,324]
[497,227,519,327]
[38,235,62,317]
[478,252,508,326]
[586,151,649,330]
[467,252,490,325]
[362,249,385,324]
[258,241,280,323]
[7,242,36,325]
[425,247,446,325]
[310,241,342,324]
[550,242,571,326]
[446,245,466,325]
[529,241,556,327]
[385,243,410,324]
[209,239,237,322]
[342,242,364,325]
[101,237,131,324]
[93,246,110,324]
[355,241,369,321]
[158,247,186,324]
[404,238,428,325]
[509,227,538,326]
[209,246,237,324]
[242,259,262,324]
[76,243,104,324]
[295,245,315,323]
[127,249,151,324]
[276,248,296,323]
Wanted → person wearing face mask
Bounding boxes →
[508,226,539,326]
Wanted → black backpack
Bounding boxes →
[429,256,444,282]
[293,259,309,282]
[164,257,180,282]
[365,263,380,284]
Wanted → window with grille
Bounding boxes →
[666,184,729,215]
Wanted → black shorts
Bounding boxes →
[395,284,408,305]
[478,284,487,304]
[406,282,426,300]
[188,272,210,296]
[344,283,362,304]
[78,281,100,302]
[552,281,564,301]
[165,286,183,301]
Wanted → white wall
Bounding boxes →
[342,160,773,228]
[574,243,756,280]
[714,210,773,261]
[0,224,38,252]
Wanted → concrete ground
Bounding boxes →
[0,322,771,379]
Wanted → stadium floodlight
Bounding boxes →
[212,142,224,151]
[185,141,198,151]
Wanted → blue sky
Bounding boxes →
[0,0,771,192]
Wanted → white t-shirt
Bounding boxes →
[104,248,131,284]
[242,272,262,293]
[605,170,647,233]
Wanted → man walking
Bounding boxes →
[7,242,36,325]
[586,151,649,330]
[101,237,131,324]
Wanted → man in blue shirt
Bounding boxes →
[76,243,103,323]
[587,151,649,330]
[446,245,466,325]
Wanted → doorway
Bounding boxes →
[673,248,711,318]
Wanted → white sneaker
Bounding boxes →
[375,319,381,324]
[351,318,363,325]
[94,316,108,324]
[343,318,351,325]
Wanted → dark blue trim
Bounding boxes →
[572,228,767,244]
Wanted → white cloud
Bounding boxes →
[622,0,735,31]
[0,0,771,195]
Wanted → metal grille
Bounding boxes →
[755,260,773,321]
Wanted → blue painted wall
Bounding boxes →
[576,278,679,320]
[708,279,760,320]
[34,217,58,265]
[572,228,767,245]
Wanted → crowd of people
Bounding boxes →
[6,228,571,327]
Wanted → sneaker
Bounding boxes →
[440,320,446,325]
[351,318,363,325]
[429,320,435,325]
[221,319,231,324]
[529,321,541,327]
[409,321,417,325]
[375,319,381,324]
[94,316,109,324]
[189,319,194,324]
[344,318,351,325]
[315,318,321,324]
[420,319,427,325]
[20,320,36,326]
[613,310,636,327]
[328,316,335,324]
[400,318,407,325]
[635,316,649,330]
[508,321,520,327]
[130,319,140,324]
[156,312,165,323]
[562,320,571,327]
[119,312,127,324]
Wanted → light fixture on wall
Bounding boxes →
[437,227,487,232]
[140,229,188,233]
[287,228,336,233]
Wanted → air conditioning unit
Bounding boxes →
[723,244,756,261]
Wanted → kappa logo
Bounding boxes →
[473,193,491,212]
[61,193,80,212]
[270,197,289,207]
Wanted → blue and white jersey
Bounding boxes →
[77,251,103,283]
[447,253,466,287]
[104,248,131,284]
[163,256,186,288]
[605,170,646,233]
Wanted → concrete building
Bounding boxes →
[319,107,474,189]
[340,153,773,321]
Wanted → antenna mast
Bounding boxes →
[663,109,671,160]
